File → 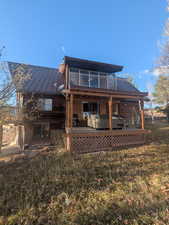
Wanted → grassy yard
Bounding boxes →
[0,122,169,225]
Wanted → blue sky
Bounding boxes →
[0,0,168,95]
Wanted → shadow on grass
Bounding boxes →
[74,200,169,225]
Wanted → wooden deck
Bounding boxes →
[66,128,149,154]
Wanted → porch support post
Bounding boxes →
[70,94,74,128]
[108,96,112,130]
[65,94,70,128]
[140,100,145,129]
[65,94,73,152]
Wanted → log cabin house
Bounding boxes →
[6,56,148,153]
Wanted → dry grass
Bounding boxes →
[0,122,169,224]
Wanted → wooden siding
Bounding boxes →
[22,94,65,126]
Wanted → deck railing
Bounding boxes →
[69,67,117,90]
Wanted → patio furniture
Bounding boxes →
[87,114,125,129]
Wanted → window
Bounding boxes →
[83,102,99,114]
[38,98,52,111]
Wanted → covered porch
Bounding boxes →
[64,89,148,153]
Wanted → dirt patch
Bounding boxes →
[0,144,54,165]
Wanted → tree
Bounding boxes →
[0,60,31,152]
[153,76,169,121]
[153,75,169,104]
[153,1,169,121]
[126,75,134,84]
[120,73,137,88]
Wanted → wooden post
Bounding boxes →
[108,96,112,130]
[65,94,73,152]
[140,100,145,129]
[131,106,135,127]
[70,94,74,128]
[66,94,73,152]
[65,94,69,128]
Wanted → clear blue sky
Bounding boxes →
[0,0,168,94]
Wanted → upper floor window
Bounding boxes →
[38,98,52,111]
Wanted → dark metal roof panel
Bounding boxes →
[116,78,139,92]
[7,61,141,95]
[7,62,63,95]
[64,56,123,73]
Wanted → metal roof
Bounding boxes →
[64,56,123,73]
[7,61,142,95]
[116,78,139,92]
[7,62,63,95]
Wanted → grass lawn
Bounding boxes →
[0,122,169,225]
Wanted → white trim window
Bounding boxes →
[38,98,53,111]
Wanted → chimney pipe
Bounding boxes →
[59,63,66,73]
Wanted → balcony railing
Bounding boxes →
[69,68,117,90]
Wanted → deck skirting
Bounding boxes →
[66,129,149,154]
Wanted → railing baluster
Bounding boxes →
[79,69,80,86]
[70,67,117,90]
[89,71,91,88]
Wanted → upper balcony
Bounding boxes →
[61,56,123,92]
[69,67,117,90]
